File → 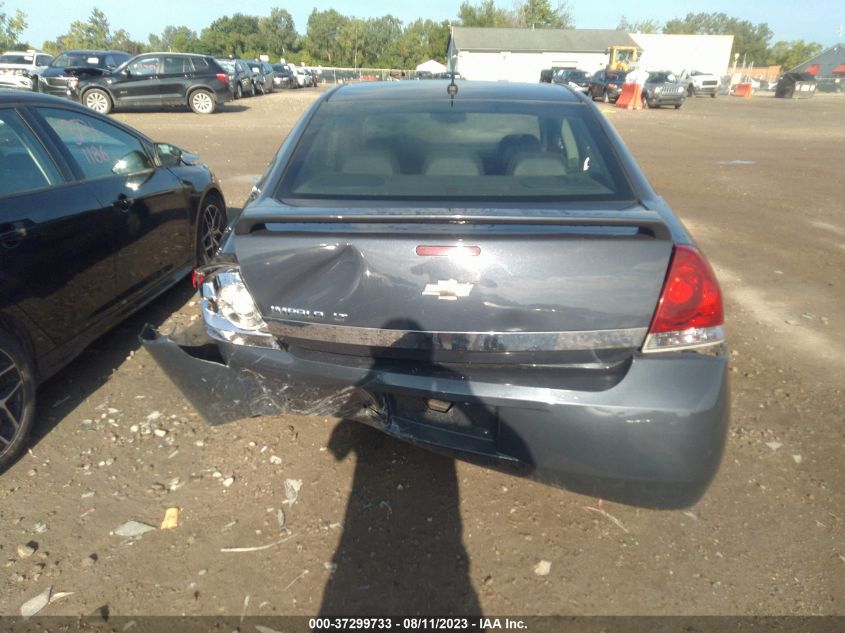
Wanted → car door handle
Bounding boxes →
[113,194,133,211]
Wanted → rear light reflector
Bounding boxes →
[643,245,725,353]
[216,72,229,85]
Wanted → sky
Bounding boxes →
[11,0,845,51]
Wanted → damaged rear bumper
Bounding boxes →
[140,325,729,509]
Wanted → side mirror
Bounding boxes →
[156,142,183,168]
[121,68,131,77]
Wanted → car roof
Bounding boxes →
[60,49,129,55]
[0,90,92,110]
[328,80,582,103]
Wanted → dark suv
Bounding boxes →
[588,69,628,102]
[38,50,131,97]
[73,52,233,114]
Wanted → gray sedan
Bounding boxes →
[142,81,728,509]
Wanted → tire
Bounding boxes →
[0,329,36,473]
[675,104,682,109]
[235,83,243,99]
[687,84,695,97]
[188,89,215,114]
[710,92,717,98]
[196,192,227,264]
[602,90,609,103]
[83,88,112,114]
[249,81,256,97]
[256,81,265,95]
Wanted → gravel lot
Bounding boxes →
[1,88,842,618]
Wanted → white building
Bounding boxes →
[630,33,734,76]
[448,26,735,82]
[448,27,639,82]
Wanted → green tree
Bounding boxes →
[200,13,261,57]
[45,7,144,54]
[148,25,201,53]
[617,16,661,33]
[258,8,297,60]
[515,0,574,29]
[767,40,823,70]
[304,9,348,65]
[396,18,450,66]
[0,2,27,50]
[457,1,514,27]
[663,12,773,64]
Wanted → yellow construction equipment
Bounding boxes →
[607,46,640,72]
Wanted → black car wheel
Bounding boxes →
[188,89,215,114]
[602,90,609,103]
[83,88,112,114]
[235,83,243,99]
[710,92,717,98]
[0,329,36,473]
[249,81,256,97]
[687,84,695,97]
[675,103,682,109]
[197,193,226,264]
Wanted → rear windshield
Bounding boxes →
[50,52,126,69]
[0,53,33,64]
[276,99,634,203]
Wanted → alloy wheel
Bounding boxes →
[0,349,24,454]
[85,91,110,113]
[191,91,214,114]
[199,199,225,262]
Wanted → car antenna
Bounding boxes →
[447,72,458,107]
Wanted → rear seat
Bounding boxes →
[422,153,484,176]
[341,149,399,175]
[508,153,568,176]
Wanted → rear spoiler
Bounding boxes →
[235,213,671,240]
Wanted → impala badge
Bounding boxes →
[422,279,473,301]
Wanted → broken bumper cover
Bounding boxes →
[140,325,729,508]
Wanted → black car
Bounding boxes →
[37,50,131,98]
[774,72,817,99]
[0,90,227,471]
[553,68,590,92]
[588,69,628,102]
[216,58,255,98]
[271,64,294,89]
[73,52,233,114]
[245,60,274,94]
[143,81,729,510]
[539,68,553,83]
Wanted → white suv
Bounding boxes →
[0,50,54,90]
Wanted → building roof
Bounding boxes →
[792,43,845,76]
[450,27,638,53]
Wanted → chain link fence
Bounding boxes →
[309,67,449,84]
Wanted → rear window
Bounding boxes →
[0,53,33,64]
[276,99,633,203]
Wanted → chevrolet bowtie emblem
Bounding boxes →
[422,279,474,301]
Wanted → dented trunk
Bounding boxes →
[233,203,673,361]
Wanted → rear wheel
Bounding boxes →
[687,84,695,97]
[83,88,112,114]
[249,81,256,97]
[235,83,243,99]
[0,329,36,473]
[602,90,609,103]
[675,103,682,109]
[710,92,717,98]
[196,192,226,264]
[189,89,215,114]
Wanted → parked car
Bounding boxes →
[0,50,53,91]
[774,72,817,99]
[553,68,590,92]
[142,81,729,509]
[642,71,687,109]
[539,68,553,83]
[678,69,720,98]
[271,64,294,89]
[73,52,233,115]
[246,60,274,94]
[37,50,131,98]
[289,63,311,88]
[587,69,628,102]
[216,58,254,98]
[0,90,228,471]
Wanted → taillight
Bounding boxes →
[216,72,229,85]
[191,269,205,289]
[642,245,725,353]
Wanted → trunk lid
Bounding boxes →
[233,203,673,355]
